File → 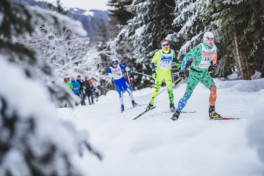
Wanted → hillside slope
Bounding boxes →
[58,78,264,176]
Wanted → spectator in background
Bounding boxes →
[89,79,95,104]
[84,77,92,105]
[71,77,81,106]
[64,77,73,90]
[77,75,86,105]
[63,77,73,107]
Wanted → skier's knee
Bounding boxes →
[210,86,217,92]
[183,92,191,99]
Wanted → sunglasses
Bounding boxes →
[206,37,214,41]
[162,43,169,47]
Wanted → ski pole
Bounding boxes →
[155,77,183,98]
[131,70,152,78]
[105,77,113,87]
[126,71,133,88]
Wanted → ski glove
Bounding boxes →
[152,73,156,79]
[208,64,217,73]
[179,71,185,78]
[125,67,130,72]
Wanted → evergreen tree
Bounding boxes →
[0,0,101,175]
[208,0,264,79]
[116,0,176,61]
[114,0,176,88]
[55,0,68,15]
[107,0,135,26]
[168,0,264,79]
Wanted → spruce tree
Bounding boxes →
[208,0,264,79]
[0,0,102,175]
[116,0,176,61]
[168,0,264,79]
[113,0,176,88]
[108,0,135,26]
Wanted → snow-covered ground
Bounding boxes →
[58,78,264,176]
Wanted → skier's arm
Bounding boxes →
[151,51,160,72]
[209,48,218,73]
[180,45,200,72]
[151,51,160,64]
[120,64,130,72]
[107,67,113,77]
[172,51,181,69]
[212,51,217,65]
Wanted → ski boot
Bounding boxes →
[132,100,138,107]
[209,106,222,119]
[146,104,154,111]
[171,111,180,120]
[170,103,176,112]
[121,104,124,112]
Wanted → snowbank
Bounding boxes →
[0,56,85,175]
[247,98,264,165]
[217,78,264,92]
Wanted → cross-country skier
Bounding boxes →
[146,39,181,112]
[171,31,222,120]
[107,59,137,112]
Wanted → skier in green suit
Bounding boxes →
[171,31,222,120]
[146,39,181,112]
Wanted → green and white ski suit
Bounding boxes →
[176,43,217,112]
[149,48,180,106]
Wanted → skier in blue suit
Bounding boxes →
[108,59,137,112]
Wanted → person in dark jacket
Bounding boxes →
[89,79,95,104]
[77,75,86,105]
[84,77,92,105]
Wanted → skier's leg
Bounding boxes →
[201,72,217,106]
[123,81,134,101]
[164,72,174,102]
[164,72,175,111]
[201,72,221,118]
[123,81,138,107]
[115,83,124,106]
[176,71,200,112]
[149,73,163,105]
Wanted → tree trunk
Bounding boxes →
[233,32,251,80]
[233,32,243,78]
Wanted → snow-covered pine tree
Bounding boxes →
[167,0,213,61]
[0,0,101,175]
[108,0,135,26]
[116,0,176,61]
[107,0,135,40]
[114,0,176,88]
[168,0,236,77]
[19,25,90,81]
[168,0,264,79]
[207,0,264,79]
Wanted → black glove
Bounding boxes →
[208,64,217,73]
[179,71,185,78]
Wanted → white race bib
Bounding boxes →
[199,44,217,69]
[158,50,174,70]
[111,65,123,80]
